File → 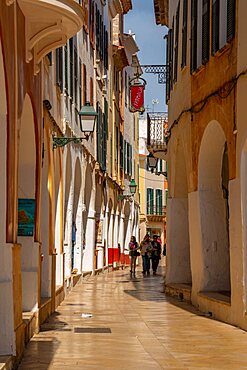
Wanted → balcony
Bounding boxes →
[147,112,169,160]
[146,205,166,222]
[15,0,84,74]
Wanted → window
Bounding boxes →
[174,2,180,83]
[202,0,210,64]
[166,30,171,102]
[96,101,107,172]
[147,188,154,215]
[156,189,163,215]
[89,0,95,48]
[212,0,220,55]
[56,47,63,89]
[227,0,235,42]
[190,0,198,73]
[181,0,188,68]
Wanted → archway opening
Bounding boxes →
[198,121,231,295]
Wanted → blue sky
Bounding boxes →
[125,0,168,112]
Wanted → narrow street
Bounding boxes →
[18,260,247,370]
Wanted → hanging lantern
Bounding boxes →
[129,77,146,113]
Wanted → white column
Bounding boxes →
[64,179,74,278]
[104,206,109,266]
[118,205,125,254]
[108,209,114,250]
[114,209,119,249]
[82,169,96,273]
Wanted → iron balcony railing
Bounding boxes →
[147,205,166,216]
[147,112,169,149]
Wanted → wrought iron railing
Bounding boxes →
[147,205,166,216]
[147,112,169,149]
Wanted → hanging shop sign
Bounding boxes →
[18,199,36,236]
[129,77,147,113]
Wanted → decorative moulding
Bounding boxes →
[6,0,15,5]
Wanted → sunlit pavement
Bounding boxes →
[18,259,247,369]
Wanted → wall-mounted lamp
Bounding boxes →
[147,153,167,177]
[53,102,98,149]
[118,179,137,202]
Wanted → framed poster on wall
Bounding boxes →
[18,199,36,236]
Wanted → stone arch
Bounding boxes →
[166,135,192,285]
[18,93,38,312]
[54,147,63,286]
[198,120,231,293]
[0,37,14,355]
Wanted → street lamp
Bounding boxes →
[147,152,158,169]
[53,102,98,149]
[147,152,167,177]
[118,179,137,202]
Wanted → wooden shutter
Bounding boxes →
[181,0,188,68]
[212,0,220,55]
[174,2,180,83]
[170,18,174,89]
[202,0,210,64]
[166,30,171,103]
[79,58,82,108]
[82,64,87,105]
[190,0,198,73]
[120,134,123,169]
[156,189,163,215]
[56,47,63,89]
[227,0,235,42]
[96,102,100,163]
[74,46,78,107]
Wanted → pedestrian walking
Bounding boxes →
[140,234,152,275]
[151,235,161,275]
[128,236,139,276]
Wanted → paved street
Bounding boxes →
[18,260,247,369]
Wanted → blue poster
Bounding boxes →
[18,199,36,237]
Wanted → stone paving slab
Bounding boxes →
[18,262,247,369]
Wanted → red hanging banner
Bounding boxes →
[129,77,146,113]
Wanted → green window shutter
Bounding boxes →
[227,0,236,42]
[69,38,74,99]
[56,47,63,89]
[202,0,210,64]
[79,58,82,108]
[120,134,123,169]
[190,0,198,73]
[96,102,100,163]
[156,189,163,215]
[212,0,220,55]
[130,145,132,176]
[147,188,154,215]
[174,2,180,83]
[181,0,188,68]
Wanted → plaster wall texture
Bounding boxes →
[166,197,191,284]
[167,0,191,128]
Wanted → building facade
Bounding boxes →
[139,115,167,244]
[152,0,247,330]
[0,0,140,364]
